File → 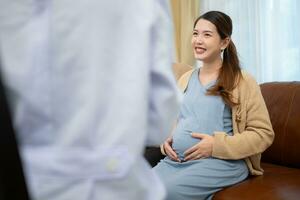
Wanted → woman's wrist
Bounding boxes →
[160,143,166,156]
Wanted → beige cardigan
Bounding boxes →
[177,69,274,175]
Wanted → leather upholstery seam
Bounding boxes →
[281,84,297,165]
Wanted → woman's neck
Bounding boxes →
[198,58,222,86]
[201,58,222,74]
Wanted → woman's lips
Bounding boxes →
[195,47,206,54]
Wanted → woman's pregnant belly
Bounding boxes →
[172,119,200,161]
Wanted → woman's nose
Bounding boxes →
[195,36,203,44]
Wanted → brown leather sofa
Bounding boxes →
[144,81,300,200]
[214,81,300,200]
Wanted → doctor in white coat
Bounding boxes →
[0,0,179,199]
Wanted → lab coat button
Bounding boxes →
[105,158,118,173]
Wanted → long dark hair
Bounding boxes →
[194,11,242,107]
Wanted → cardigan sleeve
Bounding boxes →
[212,75,275,160]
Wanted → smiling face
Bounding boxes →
[192,19,229,63]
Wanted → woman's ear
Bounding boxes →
[221,37,230,50]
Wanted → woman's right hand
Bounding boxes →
[163,137,180,162]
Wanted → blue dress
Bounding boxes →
[153,68,248,200]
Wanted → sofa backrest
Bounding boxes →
[260,82,300,168]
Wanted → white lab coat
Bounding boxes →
[0,0,179,199]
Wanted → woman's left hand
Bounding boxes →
[183,133,214,161]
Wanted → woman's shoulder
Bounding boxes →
[178,68,195,81]
[239,70,259,89]
[231,70,261,103]
[173,63,194,81]
[177,68,196,92]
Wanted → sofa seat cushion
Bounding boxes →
[213,163,300,200]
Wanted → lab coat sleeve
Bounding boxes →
[146,0,180,146]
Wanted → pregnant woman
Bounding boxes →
[153,11,274,200]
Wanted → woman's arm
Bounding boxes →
[212,75,275,160]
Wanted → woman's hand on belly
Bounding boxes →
[183,133,214,161]
[163,137,181,162]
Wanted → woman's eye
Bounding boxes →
[192,32,198,36]
[204,34,211,37]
